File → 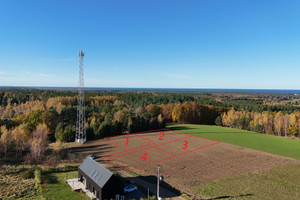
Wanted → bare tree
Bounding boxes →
[0,126,12,156]
[282,115,290,137]
[29,124,49,162]
[274,112,283,136]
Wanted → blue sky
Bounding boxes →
[0,0,300,89]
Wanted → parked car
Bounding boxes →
[124,185,138,193]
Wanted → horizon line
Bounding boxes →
[1,86,300,92]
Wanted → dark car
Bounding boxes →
[124,185,138,193]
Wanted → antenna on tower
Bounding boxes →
[76,51,86,144]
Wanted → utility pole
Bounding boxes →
[157,165,160,200]
[75,51,86,144]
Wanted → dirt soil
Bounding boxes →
[68,131,300,198]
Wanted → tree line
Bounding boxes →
[0,93,222,162]
[1,89,300,162]
[220,109,300,137]
[2,89,300,113]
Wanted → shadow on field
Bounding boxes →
[127,175,181,198]
[68,144,112,151]
[68,144,114,155]
[208,193,253,199]
[168,126,242,135]
[167,126,198,131]
[43,173,59,184]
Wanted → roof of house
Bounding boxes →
[79,156,113,188]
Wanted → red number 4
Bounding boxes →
[141,152,148,161]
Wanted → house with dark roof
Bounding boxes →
[78,156,124,199]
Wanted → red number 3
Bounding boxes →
[182,140,188,149]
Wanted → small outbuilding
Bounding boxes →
[78,156,124,199]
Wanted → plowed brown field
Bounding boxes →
[68,130,299,196]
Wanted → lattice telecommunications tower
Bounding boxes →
[76,51,86,144]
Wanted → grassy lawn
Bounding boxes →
[195,164,300,200]
[41,171,89,200]
[167,124,300,160]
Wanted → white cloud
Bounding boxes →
[167,74,190,79]
[0,71,6,75]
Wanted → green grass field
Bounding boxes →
[195,164,300,200]
[167,124,300,199]
[167,124,300,160]
[41,171,89,200]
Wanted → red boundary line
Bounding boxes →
[132,141,220,170]
[154,147,175,156]
[102,137,152,158]
[106,135,193,160]
[132,133,156,145]
[165,128,220,142]
[102,128,221,171]
[102,129,192,158]
[105,141,221,171]
[103,137,126,151]
[103,128,166,139]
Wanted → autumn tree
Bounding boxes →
[160,104,174,122]
[288,112,300,136]
[222,108,235,127]
[181,102,196,124]
[282,115,290,137]
[12,124,30,156]
[113,110,129,131]
[29,124,49,162]
[172,104,184,123]
[146,104,161,117]
[0,126,12,156]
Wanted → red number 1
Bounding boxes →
[182,140,188,149]
[126,137,129,145]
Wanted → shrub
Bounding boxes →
[18,168,35,179]
[42,165,78,173]
[35,170,41,184]
[215,116,222,126]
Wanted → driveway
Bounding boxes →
[125,189,145,200]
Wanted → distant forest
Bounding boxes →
[0,89,300,162]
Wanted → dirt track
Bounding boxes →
[68,131,300,197]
